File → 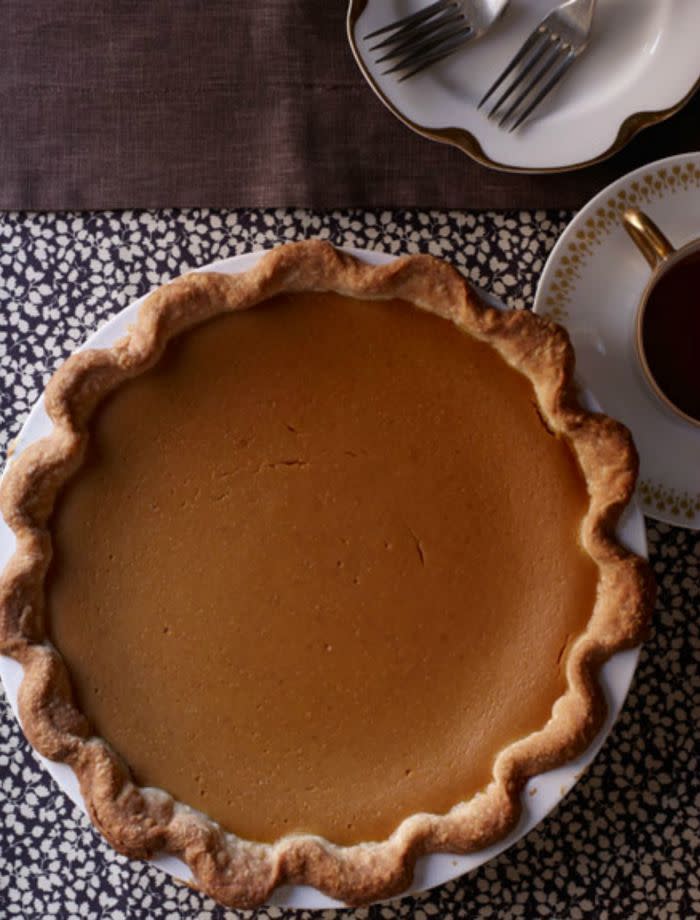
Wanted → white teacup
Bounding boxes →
[622,207,700,428]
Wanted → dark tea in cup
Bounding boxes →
[639,250,700,422]
[623,208,700,427]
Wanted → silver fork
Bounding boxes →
[479,0,596,131]
[364,0,509,82]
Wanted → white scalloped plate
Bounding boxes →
[348,0,700,172]
[0,248,646,909]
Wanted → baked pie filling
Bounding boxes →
[48,291,596,845]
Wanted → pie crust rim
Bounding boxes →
[0,241,655,907]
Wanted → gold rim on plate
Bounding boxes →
[347,0,700,175]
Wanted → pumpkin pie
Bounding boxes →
[0,242,654,907]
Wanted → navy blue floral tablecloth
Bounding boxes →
[0,209,698,919]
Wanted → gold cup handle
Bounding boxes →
[622,208,676,270]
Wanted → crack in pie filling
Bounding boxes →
[0,242,654,907]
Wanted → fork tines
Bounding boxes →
[364,0,473,82]
[479,27,575,131]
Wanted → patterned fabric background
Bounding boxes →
[0,209,698,919]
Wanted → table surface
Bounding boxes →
[2,1,700,212]
[0,209,698,919]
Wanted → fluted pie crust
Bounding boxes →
[0,242,654,907]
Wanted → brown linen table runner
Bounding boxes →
[2,0,699,211]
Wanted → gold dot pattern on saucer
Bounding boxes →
[542,161,700,323]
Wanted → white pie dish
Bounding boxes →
[0,247,647,909]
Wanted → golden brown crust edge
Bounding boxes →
[0,241,655,908]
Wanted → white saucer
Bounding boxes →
[534,152,700,530]
[0,248,647,908]
[348,0,700,173]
